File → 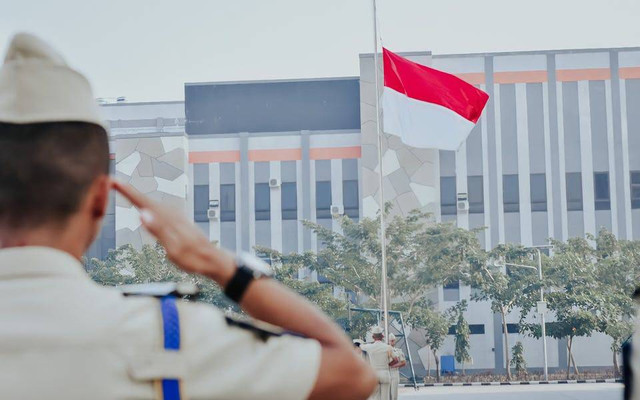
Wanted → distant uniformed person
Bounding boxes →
[361,327,394,400]
[388,333,406,400]
[0,33,376,400]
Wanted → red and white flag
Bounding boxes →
[382,48,489,151]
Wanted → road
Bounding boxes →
[399,383,623,400]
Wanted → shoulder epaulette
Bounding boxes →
[118,282,200,300]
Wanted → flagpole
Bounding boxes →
[371,0,389,343]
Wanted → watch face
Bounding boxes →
[237,253,273,277]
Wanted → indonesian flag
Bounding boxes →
[382,48,489,150]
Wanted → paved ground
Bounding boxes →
[398,383,623,400]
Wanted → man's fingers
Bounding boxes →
[111,179,153,210]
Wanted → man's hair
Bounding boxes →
[0,122,109,230]
[373,333,384,340]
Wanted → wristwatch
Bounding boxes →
[224,253,273,303]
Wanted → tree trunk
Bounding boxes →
[571,350,579,375]
[613,349,620,377]
[566,336,573,379]
[433,350,441,382]
[500,306,512,380]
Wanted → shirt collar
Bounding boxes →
[0,246,89,280]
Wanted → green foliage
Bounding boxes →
[86,243,234,309]
[406,301,450,381]
[300,206,483,316]
[449,300,472,371]
[510,342,527,375]
[255,248,348,321]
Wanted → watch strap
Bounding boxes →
[224,265,255,303]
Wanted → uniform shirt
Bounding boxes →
[0,246,321,400]
[389,347,405,378]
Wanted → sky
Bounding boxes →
[2,0,639,102]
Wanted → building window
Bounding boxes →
[443,280,460,302]
[449,324,485,335]
[566,172,583,211]
[631,171,640,209]
[594,172,611,210]
[530,173,548,212]
[343,180,359,218]
[440,177,457,216]
[467,176,484,213]
[194,184,209,222]
[220,184,235,222]
[504,323,520,334]
[503,175,519,213]
[255,183,270,221]
[316,181,332,219]
[281,182,297,220]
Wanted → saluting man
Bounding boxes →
[388,333,407,400]
[0,33,376,400]
[361,327,394,400]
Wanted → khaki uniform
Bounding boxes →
[389,347,405,400]
[361,341,392,400]
[0,247,321,400]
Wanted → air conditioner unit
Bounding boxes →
[207,208,219,220]
[331,204,344,216]
[457,192,469,212]
[269,178,281,188]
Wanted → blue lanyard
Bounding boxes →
[160,296,182,400]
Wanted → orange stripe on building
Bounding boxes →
[310,146,361,160]
[189,150,240,163]
[249,148,302,161]
[454,72,485,85]
[494,70,548,84]
[620,67,640,80]
[556,68,611,82]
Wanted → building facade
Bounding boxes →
[91,46,640,375]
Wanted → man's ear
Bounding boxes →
[89,175,110,220]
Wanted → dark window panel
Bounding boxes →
[255,183,271,221]
[530,173,548,212]
[194,184,209,222]
[343,179,359,218]
[566,172,583,211]
[220,184,236,222]
[594,172,611,210]
[444,280,460,289]
[631,171,640,209]
[281,182,298,220]
[503,175,520,213]
[467,176,484,214]
[316,181,332,219]
[449,324,485,335]
[469,324,485,335]
[440,176,457,215]
[504,323,520,334]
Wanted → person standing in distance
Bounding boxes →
[361,327,395,400]
[387,333,406,400]
[0,32,376,400]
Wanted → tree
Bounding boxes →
[593,229,637,375]
[510,342,527,377]
[86,243,232,308]
[544,236,601,378]
[300,206,483,317]
[406,302,449,382]
[449,300,472,374]
[469,243,540,380]
[256,248,348,321]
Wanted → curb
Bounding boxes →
[404,378,622,387]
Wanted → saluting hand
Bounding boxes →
[111,179,236,285]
